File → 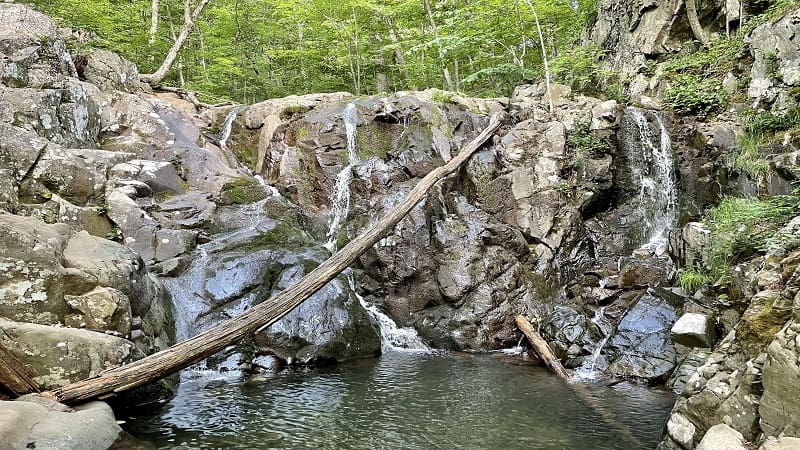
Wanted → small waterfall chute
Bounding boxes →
[622,107,677,247]
[325,103,361,252]
[345,270,429,352]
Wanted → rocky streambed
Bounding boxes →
[2,2,800,449]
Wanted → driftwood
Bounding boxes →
[0,341,39,396]
[42,112,504,404]
[514,315,571,380]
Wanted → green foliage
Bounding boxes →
[26,0,599,101]
[550,45,617,97]
[566,124,613,156]
[679,267,709,292]
[735,107,800,178]
[664,74,727,118]
[701,195,799,278]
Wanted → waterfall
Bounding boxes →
[345,271,429,352]
[219,105,246,152]
[573,307,611,381]
[325,103,360,252]
[622,107,677,246]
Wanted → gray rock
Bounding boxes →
[671,313,714,348]
[696,424,745,450]
[0,317,132,389]
[667,413,696,450]
[258,274,381,365]
[0,4,76,88]
[607,292,678,381]
[81,48,140,93]
[0,399,121,450]
[759,323,800,438]
[760,436,800,450]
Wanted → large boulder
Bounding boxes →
[0,398,121,450]
[671,313,715,348]
[0,4,76,89]
[0,318,132,389]
[0,213,174,386]
[79,48,140,93]
[696,424,746,450]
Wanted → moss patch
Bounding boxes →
[218,177,268,206]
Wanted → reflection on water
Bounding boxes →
[124,352,674,449]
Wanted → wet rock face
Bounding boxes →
[606,293,678,381]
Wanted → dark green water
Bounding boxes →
[124,352,674,449]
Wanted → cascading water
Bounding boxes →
[165,198,276,382]
[219,105,246,153]
[622,107,677,247]
[573,307,611,381]
[345,271,429,352]
[325,103,360,252]
[575,108,677,381]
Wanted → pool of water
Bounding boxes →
[123,352,674,449]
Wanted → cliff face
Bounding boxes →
[587,1,800,448]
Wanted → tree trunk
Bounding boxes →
[524,0,554,113]
[149,0,159,45]
[141,0,212,86]
[685,0,709,47]
[43,113,504,405]
[515,315,570,380]
[385,16,409,85]
[0,341,39,396]
[423,0,454,91]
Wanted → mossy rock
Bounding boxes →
[218,178,269,206]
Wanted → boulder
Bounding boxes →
[0,4,76,88]
[0,318,132,389]
[746,8,800,109]
[760,436,800,450]
[80,48,140,93]
[671,313,714,348]
[257,273,381,365]
[0,398,121,450]
[666,413,696,449]
[607,292,678,381]
[696,424,746,450]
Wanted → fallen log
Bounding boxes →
[514,315,570,380]
[0,341,39,396]
[43,112,504,405]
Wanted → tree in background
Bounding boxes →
[26,0,598,102]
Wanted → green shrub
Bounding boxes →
[665,75,727,118]
[679,267,709,292]
[702,195,799,277]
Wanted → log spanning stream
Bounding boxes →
[122,352,675,449]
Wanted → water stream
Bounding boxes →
[622,107,677,247]
[325,103,360,252]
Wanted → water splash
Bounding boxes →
[623,107,677,245]
[325,103,360,252]
[345,270,429,352]
[573,307,611,381]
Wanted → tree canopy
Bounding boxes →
[28,0,599,102]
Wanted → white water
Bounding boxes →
[219,106,246,152]
[625,107,677,245]
[325,103,360,252]
[345,270,429,353]
[573,307,611,381]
